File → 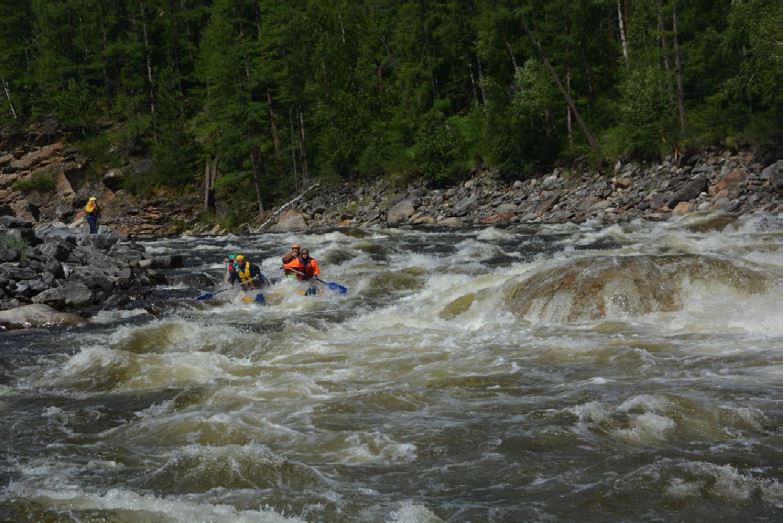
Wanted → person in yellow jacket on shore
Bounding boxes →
[84,196,100,234]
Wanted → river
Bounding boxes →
[0,213,781,522]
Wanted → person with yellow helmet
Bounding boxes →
[228,254,270,290]
[84,196,100,234]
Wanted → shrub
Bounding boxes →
[12,170,56,193]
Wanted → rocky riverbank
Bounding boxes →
[0,217,185,329]
[2,125,782,237]
[262,148,782,232]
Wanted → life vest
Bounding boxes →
[84,201,98,215]
[237,262,254,287]
[301,259,316,279]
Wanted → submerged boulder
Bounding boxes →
[507,254,771,322]
[0,303,83,330]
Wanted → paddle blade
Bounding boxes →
[196,292,214,301]
[328,282,348,294]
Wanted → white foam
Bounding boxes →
[339,432,417,465]
[387,500,443,522]
[5,484,303,522]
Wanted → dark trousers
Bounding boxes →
[86,214,98,234]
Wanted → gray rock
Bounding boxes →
[270,209,308,232]
[36,240,72,261]
[0,304,83,330]
[151,255,184,269]
[387,199,415,224]
[762,160,782,190]
[437,217,463,228]
[0,247,18,262]
[451,195,477,216]
[591,200,613,211]
[495,203,518,214]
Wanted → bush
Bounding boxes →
[0,233,30,259]
[12,170,56,193]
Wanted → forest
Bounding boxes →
[0,0,780,220]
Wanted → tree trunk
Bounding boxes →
[467,59,480,110]
[250,148,264,215]
[617,0,628,62]
[139,2,155,115]
[657,0,670,71]
[266,91,285,179]
[672,0,686,131]
[476,55,488,111]
[503,36,519,71]
[566,69,573,146]
[1,75,17,120]
[298,108,310,187]
[521,18,600,150]
[204,158,216,212]
[375,62,384,94]
[289,108,299,190]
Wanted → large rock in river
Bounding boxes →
[271,209,308,232]
[0,304,83,330]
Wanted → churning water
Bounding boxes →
[0,213,781,521]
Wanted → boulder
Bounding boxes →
[672,201,691,216]
[762,160,782,190]
[437,217,463,228]
[451,195,477,216]
[0,247,19,262]
[8,142,64,171]
[411,215,435,225]
[0,303,83,330]
[710,168,747,196]
[495,203,518,214]
[387,199,415,224]
[36,240,72,261]
[668,174,708,207]
[271,209,308,232]
[151,254,184,269]
[481,211,515,225]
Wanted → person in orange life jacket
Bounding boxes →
[228,255,270,290]
[84,196,100,234]
[282,248,320,281]
[281,243,300,277]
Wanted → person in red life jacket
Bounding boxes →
[223,253,238,283]
[84,196,100,234]
[281,243,301,278]
[228,254,270,290]
[282,248,320,281]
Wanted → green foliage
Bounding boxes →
[12,170,56,193]
[0,0,779,210]
[0,233,30,259]
[605,65,678,158]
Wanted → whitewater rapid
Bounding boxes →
[0,212,780,521]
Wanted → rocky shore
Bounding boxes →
[2,125,781,238]
[265,148,782,232]
[0,217,184,329]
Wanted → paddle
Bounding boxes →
[196,274,268,301]
[195,286,234,301]
[286,269,348,294]
[315,277,348,294]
